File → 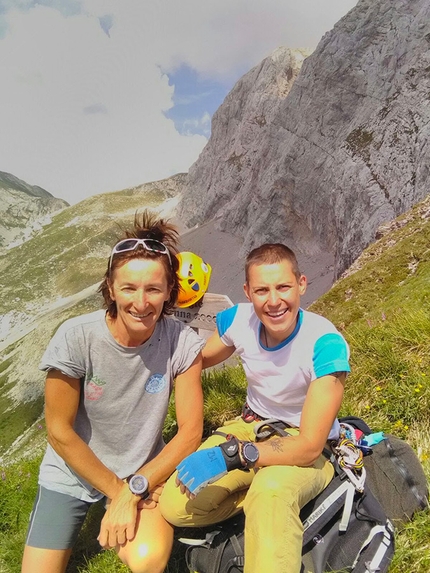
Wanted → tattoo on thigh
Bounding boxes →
[270,438,284,453]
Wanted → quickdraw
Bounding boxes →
[333,438,366,492]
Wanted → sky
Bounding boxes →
[0,0,357,205]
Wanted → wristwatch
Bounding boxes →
[241,442,260,469]
[127,474,150,499]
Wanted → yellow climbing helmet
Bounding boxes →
[176,252,212,308]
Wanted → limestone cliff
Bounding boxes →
[178,0,430,277]
[0,171,69,249]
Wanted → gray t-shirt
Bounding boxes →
[38,309,205,502]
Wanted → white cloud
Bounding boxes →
[201,112,211,126]
[0,0,357,204]
[181,112,212,137]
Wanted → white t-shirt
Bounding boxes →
[217,304,350,440]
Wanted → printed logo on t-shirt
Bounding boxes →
[85,375,106,401]
[145,374,167,394]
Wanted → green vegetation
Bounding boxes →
[0,395,44,450]
[1,197,430,571]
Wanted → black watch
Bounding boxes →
[127,474,150,499]
[241,442,260,469]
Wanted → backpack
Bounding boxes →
[341,416,428,528]
[179,417,428,573]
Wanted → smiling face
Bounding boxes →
[107,258,171,347]
[244,260,307,347]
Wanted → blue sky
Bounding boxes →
[0,0,357,204]
[164,65,229,137]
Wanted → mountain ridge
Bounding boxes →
[0,170,69,249]
[0,171,55,199]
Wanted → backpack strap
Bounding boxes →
[211,536,230,573]
[228,533,244,569]
[351,522,394,572]
[339,479,356,531]
[253,418,294,440]
[302,477,358,543]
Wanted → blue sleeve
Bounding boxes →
[312,333,350,378]
[216,305,239,338]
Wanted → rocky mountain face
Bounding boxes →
[130,172,187,198]
[178,0,430,278]
[0,171,69,249]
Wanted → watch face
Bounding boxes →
[243,442,259,464]
[129,474,148,495]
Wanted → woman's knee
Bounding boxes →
[118,538,171,573]
[121,551,168,573]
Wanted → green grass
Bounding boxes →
[0,396,44,452]
[0,457,42,572]
[336,305,430,435]
[0,354,44,453]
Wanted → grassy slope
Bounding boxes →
[310,196,430,573]
[311,196,430,440]
[1,196,430,571]
[0,295,102,455]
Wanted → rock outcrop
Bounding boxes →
[129,172,187,198]
[178,0,430,278]
[0,171,69,249]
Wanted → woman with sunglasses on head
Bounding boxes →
[22,211,205,573]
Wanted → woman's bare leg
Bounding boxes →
[21,546,72,573]
[117,503,174,573]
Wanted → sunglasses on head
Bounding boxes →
[108,238,172,272]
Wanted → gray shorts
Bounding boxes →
[25,486,96,550]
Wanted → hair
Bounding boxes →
[98,210,180,319]
[245,243,301,283]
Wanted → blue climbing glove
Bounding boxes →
[176,438,243,496]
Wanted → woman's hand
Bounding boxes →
[137,483,164,510]
[98,483,140,548]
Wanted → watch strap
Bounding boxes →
[218,438,245,471]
